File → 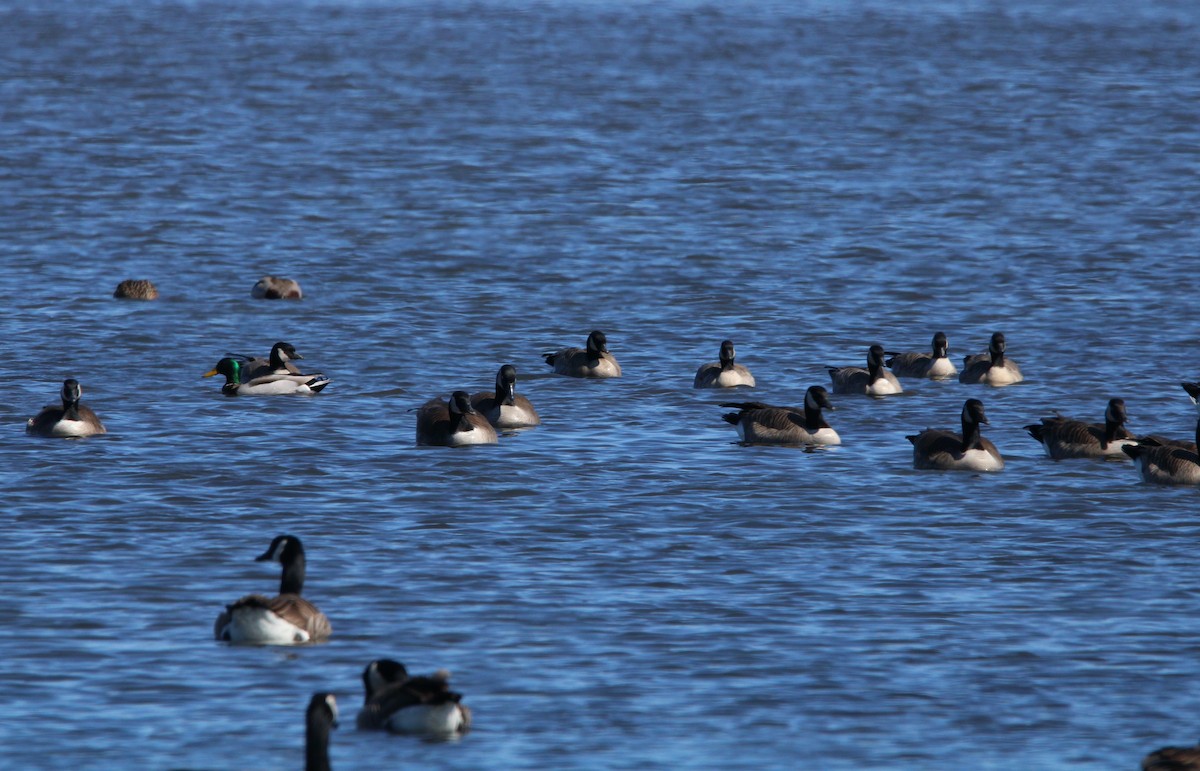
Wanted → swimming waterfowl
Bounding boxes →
[827,344,902,395]
[251,275,302,299]
[1143,740,1200,770]
[1183,382,1200,412]
[214,534,332,645]
[416,391,498,446]
[1122,417,1200,486]
[356,659,472,735]
[238,341,305,380]
[112,279,158,300]
[204,358,330,396]
[958,332,1023,386]
[1025,398,1136,460]
[306,693,338,771]
[885,332,957,380]
[908,398,1005,471]
[544,330,621,378]
[470,365,540,429]
[720,386,839,446]
[694,340,756,388]
[26,379,107,438]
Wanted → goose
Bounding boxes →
[26,379,107,438]
[958,332,1023,386]
[1122,417,1200,486]
[306,693,338,771]
[1025,398,1136,459]
[1183,382,1200,412]
[112,279,158,300]
[251,275,302,299]
[908,398,1004,471]
[416,391,498,446]
[885,332,957,380]
[204,358,330,396]
[827,344,902,395]
[214,534,332,645]
[470,365,540,429]
[694,340,756,388]
[356,659,472,735]
[720,386,839,446]
[239,341,306,380]
[544,330,621,378]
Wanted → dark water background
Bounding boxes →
[2,1,1200,768]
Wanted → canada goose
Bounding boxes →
[1183,382,1200,412]
[470,365,540,429]
[720,386,839,446]
[26,379,107,438]
[885,332,957,380]
[214,534,332,645]
[416,391,498,446]
[306,693,338,771]
[908,398,1004,471]
[356,659,472,735]
[1122,417,1200,486]
[958,332,1023,385]
[251,275,302,299]
[1025,398,1136,460]
[204,358,330,396]
[694,340,756,388]
[827,344,902,395]
[1143,740,1200,770]
[544,330,621,378]
[112,279,158,300]
[209,341,307,381]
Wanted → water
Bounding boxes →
[2,1,1200,768]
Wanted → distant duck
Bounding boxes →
[416,391,498,446]
[214,534,332,645]
[238,341,306,380]
[1122,417,1200,486]
[112,279,158,300]
[251,275,302,299]
[908,398,1004,471]
[356,659,472,736]
[885,332,957,380]
[306,693,338,771]
[26,379,107,438]
[827,344,902,395]
[694,340,756,388]
[958,332,1023,386]
[1143,740,1200,770]
[204,358,330,396]
[1025,398,1136,460]
[544,330,621,378]
[470,365,540,429]
[720,386,839,446]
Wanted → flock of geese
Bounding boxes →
[22,307,1200,766]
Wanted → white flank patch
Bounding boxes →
[959,448,1005,471]
[224,607,308,645]
[50,419,96,438]
[386,703,465,735]
[927,358,957,379]
[809,428,841,446]
[867,378,902,396]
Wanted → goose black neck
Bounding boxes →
[804,401,828,431]
[280,554,306,596]
[867,357,884,383]
[450,411,474,434]
[989,349,1005,368]
[961,414,982,452]
[305,715,333,771]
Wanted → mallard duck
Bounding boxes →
[544,330,621,378]
[214,534,332,645]
[694,340,756,388]
[959,332,1023,386]
[251,275,302,299]
[885,332,956,379]
[470,365,540,429]
[26,379,107,438]
[112,279,158,300]
[828,344,902,395]
[1025,399,1135,459]
[416,391,498,446]
[356,659,471,735]
[203,358,330,396]
[908,399,1004,471]
[720,386,839,446]
[305,693,338,771]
